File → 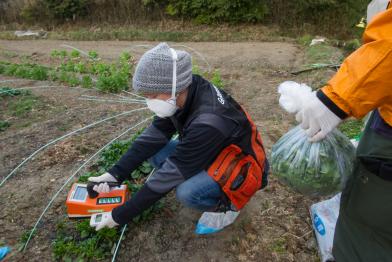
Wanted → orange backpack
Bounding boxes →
[207,108,266,210]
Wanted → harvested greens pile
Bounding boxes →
[271,126,356,196]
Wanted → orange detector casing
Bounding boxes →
[66,183,129,218]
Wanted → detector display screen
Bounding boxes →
[95,214,102,223]
[73,186,87,201]
[97,197,122,205]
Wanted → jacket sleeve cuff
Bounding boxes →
[317,89,349,120]
[111,184,166,225]
[108,166,132,184]
[106,170,125,184]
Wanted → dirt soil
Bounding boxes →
[0,40,323,261]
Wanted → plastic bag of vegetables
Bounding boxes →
[271,81,356,196]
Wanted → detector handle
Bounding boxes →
[87,181,122,199]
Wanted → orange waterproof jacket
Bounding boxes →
[318,1,392,126]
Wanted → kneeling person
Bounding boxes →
[89,43,269,233]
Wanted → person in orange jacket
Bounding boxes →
[294,1,392,261]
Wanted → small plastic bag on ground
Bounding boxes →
[0,246,10,261]
[271,126,355,195]
[310,193,341,262]
[272,81,356,196]
[195,211,240,235]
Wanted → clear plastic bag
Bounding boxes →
[195,211,240,235]
[272,81,356,196]
[310,193,341,262]
[271,126,355,195]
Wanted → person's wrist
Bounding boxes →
[107,171,124,184]
[316,89,348,120]
[110,210,121,225]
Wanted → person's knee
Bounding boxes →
[176,184,198,208]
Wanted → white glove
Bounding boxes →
[90,212,119,231]
[295,92,342,142]
[278,81,342,142]
[88,172,118,193]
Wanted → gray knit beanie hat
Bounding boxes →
[132,43,192,94]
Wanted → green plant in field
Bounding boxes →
[58,70,70,83]
[0,64,5,74]
[71,50,81,58]
[96,71,129,93]
[305,44,343,65]
[0,120,10,131]
[192,65,224,89]
[50,49,61,58]
[270,237,286,254]
[211,70,224,89]
[4,63,18,75]
[14,66,30,78]
[1,88,35,129]
[0,87,31,97]
[59,60,76,72]
[88,50,98,59]
[92,62,111,75]
[344,39,361,53]
[9,96,39,117]
[1,50,135,92]
[66,74,81,86]
[53,220,116,261]
[74,61,87,73]
[53,128,162,260]
[48,70,59,81]
[119,51,132,63]
[59,50,68,58]
[192,64,202,75]
[1,87,39,117]
[29,65,48,80]
[297,34,313,46]
[0,62,49,81]
[18,229,36,251]
[50,49,69,59]
[81,75,93,88]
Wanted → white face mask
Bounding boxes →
[146,97,177,118]
[145,48,179,118]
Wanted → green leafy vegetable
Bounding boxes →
[271,126,355,196]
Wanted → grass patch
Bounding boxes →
[193,65,225,89]
[0,120,10,131]
[297,34,313,46]
[293,41,345,91]
[0,23,284,42]
[0,87,45,127]
[18,229,36,251]
[339,119,363,139]
[305,44,343,65]
[270,238,286,254]
[8,96,39,117]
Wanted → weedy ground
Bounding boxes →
[0,40,362,261]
